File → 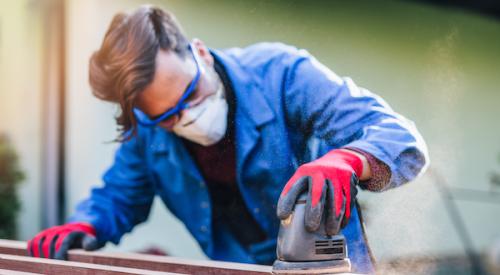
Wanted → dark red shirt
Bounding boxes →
[183,130,237,190]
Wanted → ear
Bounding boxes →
[191,38,214,66]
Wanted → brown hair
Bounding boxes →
[89,5,189,141]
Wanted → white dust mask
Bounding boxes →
[172,85,228,146]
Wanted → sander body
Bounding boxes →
[272,193,351,274]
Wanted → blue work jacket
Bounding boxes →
[70,42,428,274]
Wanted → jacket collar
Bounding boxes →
[210,48,276,179]
[210,48,275,128]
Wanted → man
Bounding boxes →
[28,5,428,274]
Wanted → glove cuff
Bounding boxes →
[344,146,392,191]
[323,149,363,177]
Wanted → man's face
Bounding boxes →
[135,41,221,130]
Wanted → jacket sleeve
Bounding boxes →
[68,133,155,244]
[283,49,429,191]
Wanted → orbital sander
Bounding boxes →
[272,192,351,274]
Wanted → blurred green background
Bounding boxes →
[1,0,499,273]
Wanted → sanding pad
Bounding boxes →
[272,258,351,274]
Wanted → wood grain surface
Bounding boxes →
[0,239,272,274]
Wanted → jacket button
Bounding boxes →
[199,181,205,188]
[253,208,260,214]
[200,225,208,232]
[200,202,209,209]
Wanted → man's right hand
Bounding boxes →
[27,222,101,260]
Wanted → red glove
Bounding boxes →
[27,222,101,260]
[277,149,362,235]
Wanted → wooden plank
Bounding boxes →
[68,251,272,275]
[0,240,25,256]
[0,254,181,275]
[0,239,272,274]
[0,269,42,275]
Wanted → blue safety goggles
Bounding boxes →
[133,43,203,126]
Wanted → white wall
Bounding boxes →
[0,0,44,241]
